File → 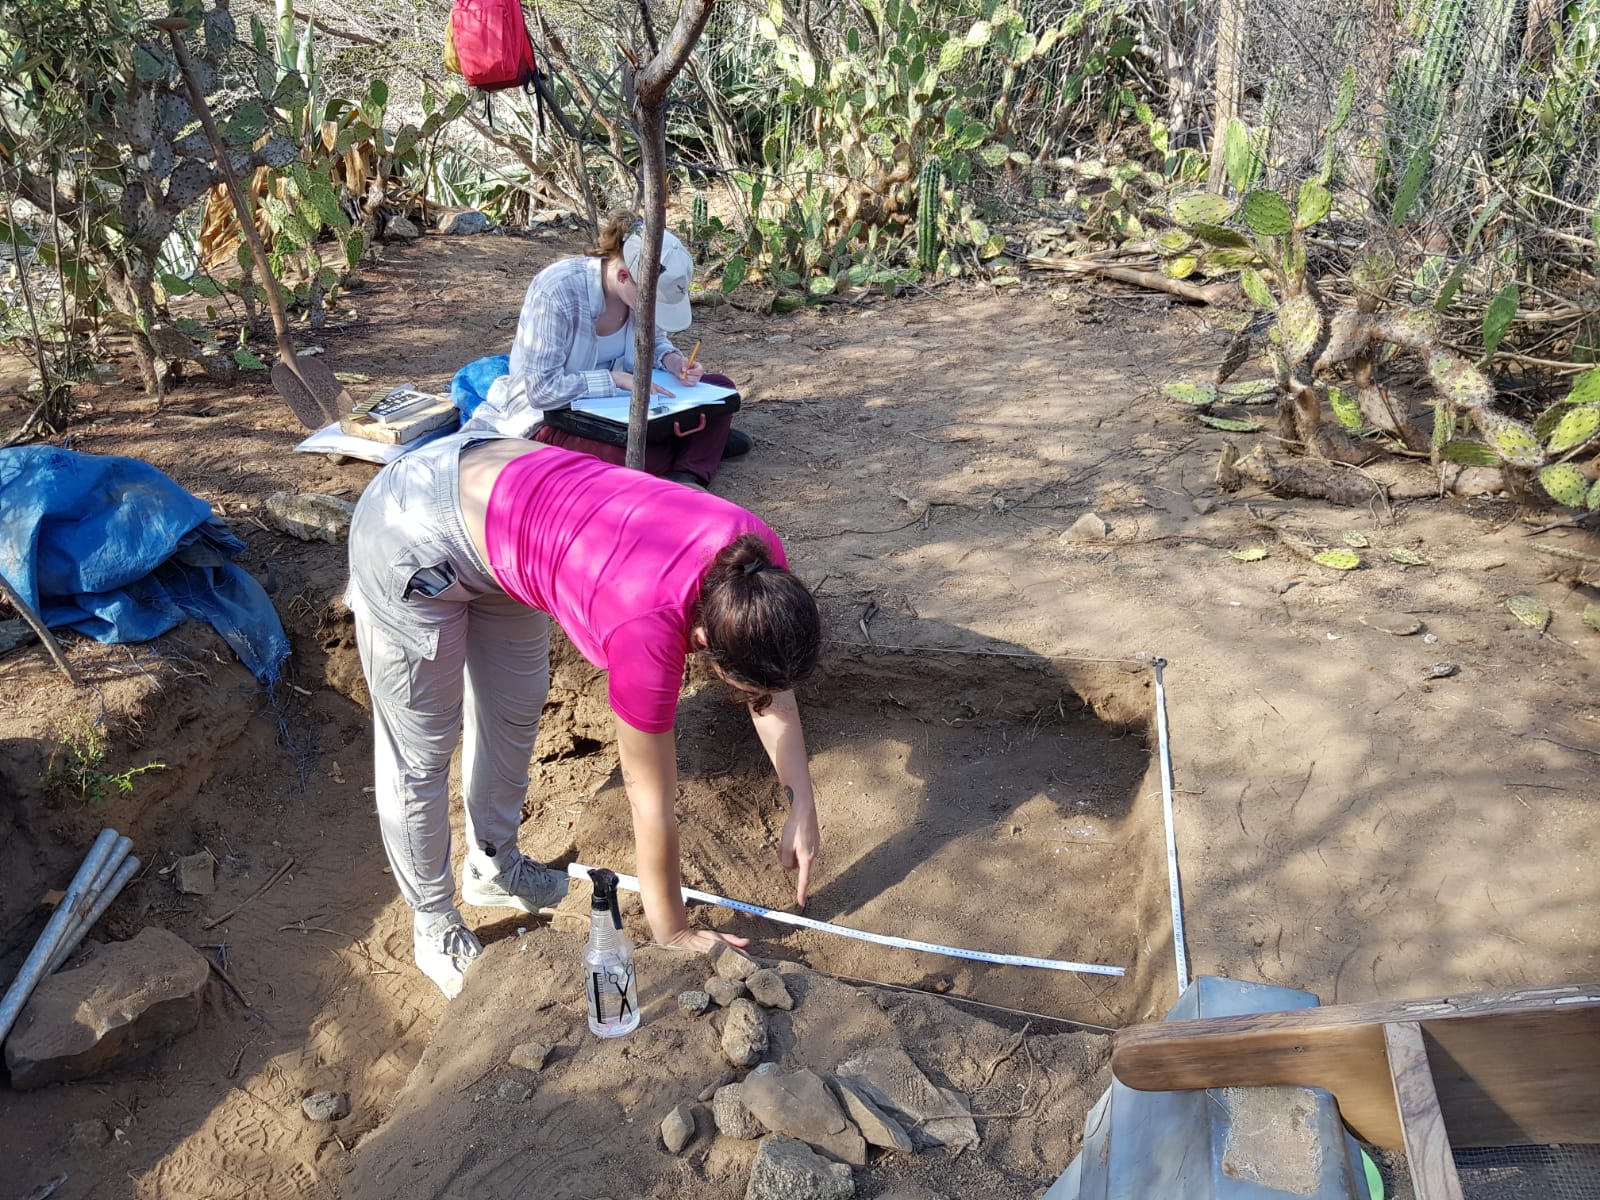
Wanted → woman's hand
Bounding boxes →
[610,368,675,397]
[656,927,751,954]
[780,800,819,907]
[664,352,705,385]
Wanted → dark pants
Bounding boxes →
[533,373,735,485]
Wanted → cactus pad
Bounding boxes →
[1277,293,1322,366]
[1172,193,1234,227]
[1240,190,1293,236]
[1315,310,1373,370]
[1474,411,1545,466]
[1202,248,1259,271]
[1163,382,1217,407]
[1164,254,1199,279]
[1329,386,1364,431]
[1230,547,1269,561]
[1377,308,1438,350]
[1190,223,1251,248]
[1388,547,1427,565]
[1198,415,1264,432]
[1584,603,1600,633]
[1240,268,1276,310]
[1440,440,1501,466]
[1546,405,1600,454]
[1591,479,1600,510]
[1507,596,1550,630]
[1428,351,1494,409]
[1313,549,1361,570]
[1343,531,1370,547]
[1221,379,1277,403]
[1567,369,1600,405]
[1156,229,1195,255]
[1538,463,1591,508]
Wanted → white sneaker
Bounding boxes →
[462,850,570,915]
[414,912,482,999]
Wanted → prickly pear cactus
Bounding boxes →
[917,158,943,275]
[1172,193,1234,227]
[1163,382,1217,407]
[1313,548,1361,570]
[1507,595,1550,630]
[1546,405,1600,454]
[1239,189,1293,237]
[1473,410,1546,467]
[1277,292,1323,366]
[1231,547,1270,561]
[1538,463,1591,508]
[1427,350,1494,410]
[1329,386,1364,431]
[1376,308,1439,350]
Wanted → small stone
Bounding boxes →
[713,945,760,982]
[508,1041,551,1072]
[496,1079,533,1103]
[437,209,491,236]
[699,1069,738,1102]
[751,1061,780,1077]
[1062,512,1109,543]
[261,492,356,544]
[720,998,768,1068]
[1192,496,1218,515]
[714,1083,768,1139]
[1360,611,1424,636]
[302,1091,351,1121]
[745,969,795,1011]
[661,1102,696,1154]
[745,1134,855,1200]
[678,990,714,1015]
[705,976,748,1007]
[173,851,215,896]
[833,1077,913,1154]
[385,214,421,240]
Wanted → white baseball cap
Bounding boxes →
[623,228,695,332]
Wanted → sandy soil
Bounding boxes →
[1,227,1596,1199]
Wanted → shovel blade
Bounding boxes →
[273,354,351,428]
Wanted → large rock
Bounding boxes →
[5,927,210,1089]
[746,968,794,1010]
[741,1068,866,1166]
[721,997,768,1068]
[835,1046,978,1153]
[437,209,491,235]
[746,1134,855,1200]
[661,1102,696,1154]
[714,1083,766,1139]
[713,944,760,982]
[262,492,356,544]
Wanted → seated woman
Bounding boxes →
[345,431,821,998]
[464,210,749,489]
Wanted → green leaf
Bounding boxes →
[1482,284,1518,356]
[721,255,747,294]
[1231,547,1269,561]
[1198,415,1264,432]
[1162,382,1217,407]
[1296,179,1331,229]
[1240,267,1276,310]
[1240,190,1293,237]
[1390,148,1429,225]
[1313,548,1361,570]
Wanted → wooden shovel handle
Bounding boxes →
[158,21,297,361]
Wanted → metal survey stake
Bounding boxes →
[1152,656,1191,995]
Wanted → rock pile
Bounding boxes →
[655,950,979,1200]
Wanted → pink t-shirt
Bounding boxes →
[483,446,787,734]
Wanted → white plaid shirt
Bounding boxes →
[464,255,677,438]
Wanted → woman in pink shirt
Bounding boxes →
[346,432,821,998]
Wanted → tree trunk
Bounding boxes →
[1206,0,1245,192]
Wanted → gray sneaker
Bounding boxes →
[414,912,482,999]
[462,851,570,915]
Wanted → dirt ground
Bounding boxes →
[1,227,1597,1199]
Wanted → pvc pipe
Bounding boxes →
[44,854,141,976]
[0,828,120,1045]
[33,835,130,975]
[566,862,1126,978]
[1152,657,1191,996]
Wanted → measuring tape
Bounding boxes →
[565,862,1125,978]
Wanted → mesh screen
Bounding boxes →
[1375,1143,1600,1200]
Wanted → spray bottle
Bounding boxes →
[584,868,640,1038]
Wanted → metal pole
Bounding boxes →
[1152,657,1191,995]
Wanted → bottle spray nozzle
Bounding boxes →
[588,867,623,930]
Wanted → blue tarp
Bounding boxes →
[449,354,508,418]
[0,447,290,684]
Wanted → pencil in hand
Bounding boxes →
[680,340,701,382]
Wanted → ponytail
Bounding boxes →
[587,210,635,260]
[696,533,821,706]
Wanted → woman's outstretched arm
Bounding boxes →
[749,690,819,906]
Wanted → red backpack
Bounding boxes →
[447,0,538,92]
